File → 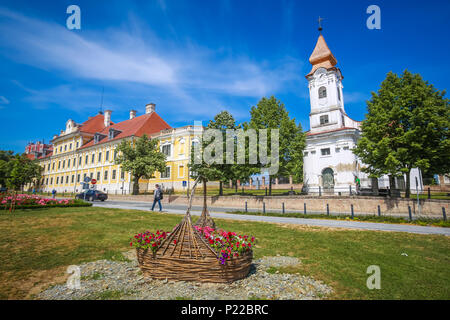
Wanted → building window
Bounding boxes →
[335,148,340,153]
[50,177,53,185]
[46,178,48,185]
[320,115,329,125]
[76,141,79,148]
[69,143,72,150]
[83,173,87,181]
[64,145,67,151]
[71,175,74,183]
[337,87,341,101]
[85,155,89,165]
[104,170,108,180]
[105,151,110,162]
[91,153,95,164]
[121,171,125,180]
[178,165,184,178]
[67,159,70,168]
[90,172,93,179]
[73,158,76,167]
[77,174,80,182]
[62,160,65,169]
[112,170,116,180]
[304,152,308,157]
[58,161,61,170]
[161,144,171,156]
[47,164,50,171]
[97,171,101,181]
[98,152,102,163]
[52,162,55,170]
[59,147,62,153]
[318,86,327,99]
[161,166,171,178]
[321,148,331,156]
[114,150,117,160]
[66,176,69,184]
[56,177,59,184]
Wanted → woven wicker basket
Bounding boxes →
[136,177,253,283]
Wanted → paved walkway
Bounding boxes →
[91,200,450,236]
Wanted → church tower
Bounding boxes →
[303,25,365,195]
[306,34,346,135]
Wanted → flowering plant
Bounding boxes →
[0,194,75,206]
[194,226,255,265]
[130,230,168,253]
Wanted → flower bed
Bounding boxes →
[1,194,92,209]
[131,223,255,283]
[193,226,254,265]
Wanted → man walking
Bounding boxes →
[151,184,163,212]
[51,189,57,199]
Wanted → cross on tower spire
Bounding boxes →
[318,16,324,32]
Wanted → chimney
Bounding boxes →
[145,103,156,114]
[104,110,112,127]
[129,109,137,120]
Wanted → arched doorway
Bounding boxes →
[322,168,334,193]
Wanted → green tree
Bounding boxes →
[249,96,306,195]
[6,154,43,191]
[115,134,167,195]
[0,150,14,187]
[353,70,450,198]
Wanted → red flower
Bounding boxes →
[173,240,177,244]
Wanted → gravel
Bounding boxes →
[37,251,332,300]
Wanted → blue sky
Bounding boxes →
[1,0,449,153]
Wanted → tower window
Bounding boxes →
[321,148,331,156]
[319,86,327,99]
[320,115,329,125]
[337,87,341,101]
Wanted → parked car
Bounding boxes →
[75,190,108,201]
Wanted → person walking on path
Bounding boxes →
[52,189,56,199]
[151,184,163,212]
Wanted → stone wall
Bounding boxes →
[107,194,449,219]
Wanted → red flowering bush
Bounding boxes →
[130,230,168,253]
[0,194,82,208]
[194,226,255,265]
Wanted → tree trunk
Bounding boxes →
[405,169,411,198]
[219,181,223,196]
[194,178,216,229]
[132,175,140,195]
[235,181,238,194]
[269,176,272,195]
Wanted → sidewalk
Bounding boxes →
[92,200,450,236]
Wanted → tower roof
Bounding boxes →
[306,34,338,77]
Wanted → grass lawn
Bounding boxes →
[228,211,450,228]
[0,207,449,300]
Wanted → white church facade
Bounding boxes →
[303,32,370,194]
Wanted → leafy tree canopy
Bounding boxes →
[353,70,450,197]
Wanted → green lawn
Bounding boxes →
[0,207,449,300]
[228,210,450,228]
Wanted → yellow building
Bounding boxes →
[35,103,199,194]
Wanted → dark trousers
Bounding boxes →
[151,198,162,211]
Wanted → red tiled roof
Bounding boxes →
[37,151,53,160]
[25,153,35,160]
[80,112,171,149]
[79,114,113,134]
[306,127,359,136]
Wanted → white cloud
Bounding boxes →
[0,7,304,118]
[0,96,9,104]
